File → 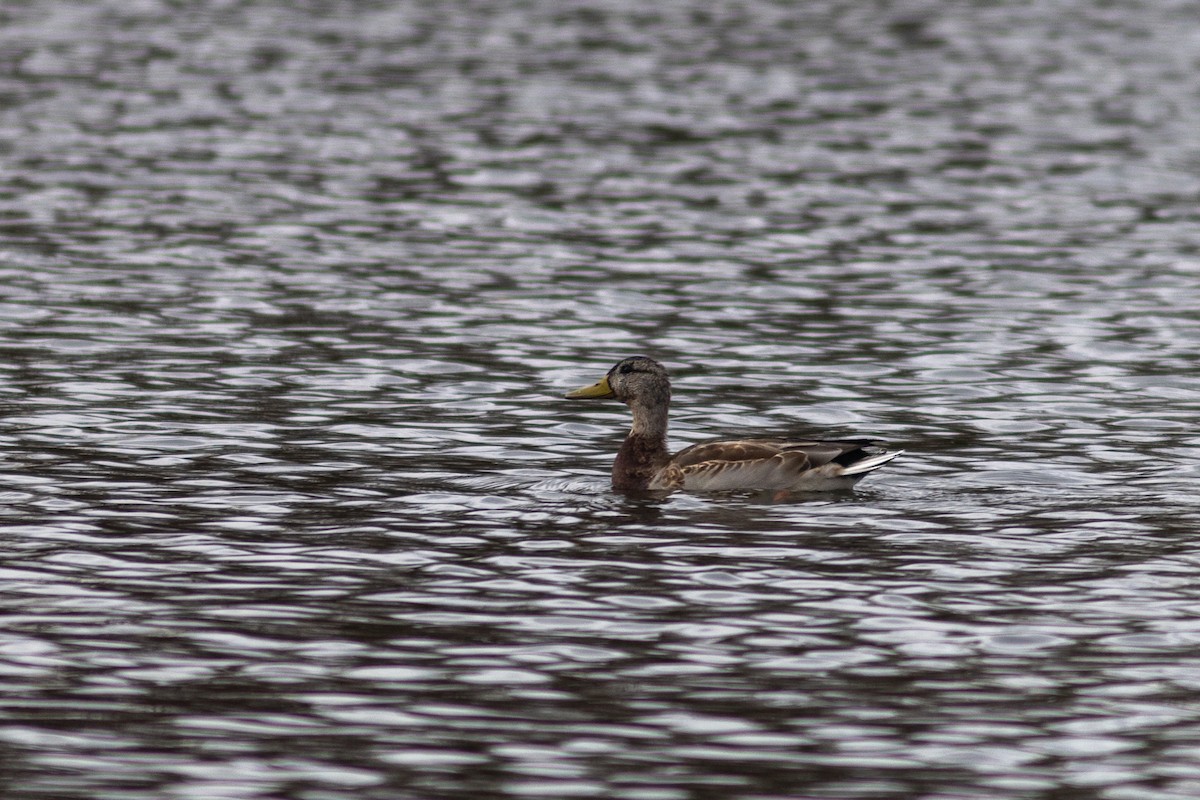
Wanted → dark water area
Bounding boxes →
[3,1,1200,798]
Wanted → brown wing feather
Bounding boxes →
[671,438,875,468]
[671,440,784,467]
[673,449,814,491]
[665,438,893,491]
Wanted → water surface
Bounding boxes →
[3,1,1200,798]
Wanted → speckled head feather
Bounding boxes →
[604,356,670,407]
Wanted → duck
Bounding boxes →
[564,356,901,492]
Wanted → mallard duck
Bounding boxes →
[564,356,901,492]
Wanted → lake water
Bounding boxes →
[3,1,1200,798]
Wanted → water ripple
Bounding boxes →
[4,1,1200,798]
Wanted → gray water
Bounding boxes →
[3,1,1200,798]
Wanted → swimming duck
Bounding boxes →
[564,356,901,492]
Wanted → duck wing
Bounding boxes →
[668,438,900,492]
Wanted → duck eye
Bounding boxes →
[619,364,634,374]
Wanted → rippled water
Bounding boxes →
[4,1,1200,798]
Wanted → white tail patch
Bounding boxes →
[841,449,904,476]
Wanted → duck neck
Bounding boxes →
[612,399,670,490]
[629,397,669,442]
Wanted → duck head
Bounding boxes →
[564,356,670,406]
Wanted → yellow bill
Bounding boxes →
[564,374,615,399]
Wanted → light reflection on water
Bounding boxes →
[3,0,1200,798]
